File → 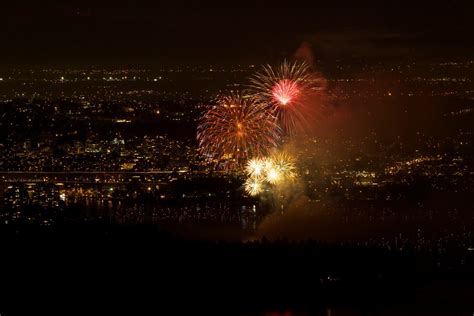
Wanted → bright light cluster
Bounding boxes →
[244,153,296,196]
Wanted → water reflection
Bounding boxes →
[63,196,260,235]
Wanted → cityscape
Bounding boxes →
[1,1,474,315]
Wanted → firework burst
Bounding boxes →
[244,152,297,196]
[245,177,264,196]
[246,157,265,177]
[249,60,323,135]
[197,93,280,165]
[263,152,297,184]
[272,79,300,106]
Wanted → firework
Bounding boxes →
[249,60,322,134]
[245,177,264,196]
[246,157,265,177]
[244,152,297,196]
[197,93,280,164]
[264,152,296,184]
[272,79,300,106]
[265,167,281,184]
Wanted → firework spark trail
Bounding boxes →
[197,93,280,165]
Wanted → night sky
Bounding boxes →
[1,0,473,66]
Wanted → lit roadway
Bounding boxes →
[0,170,227,184]
[0,171,179,185]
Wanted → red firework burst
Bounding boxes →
[271,79,300,106]
[249,60,325,135]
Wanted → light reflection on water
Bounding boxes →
[63,197,260,239]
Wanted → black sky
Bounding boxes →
[1,0,473,66]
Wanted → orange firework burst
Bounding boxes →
[249,60,323,135]
[197,93,280,165]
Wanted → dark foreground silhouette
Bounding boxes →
[0,223,472,315]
